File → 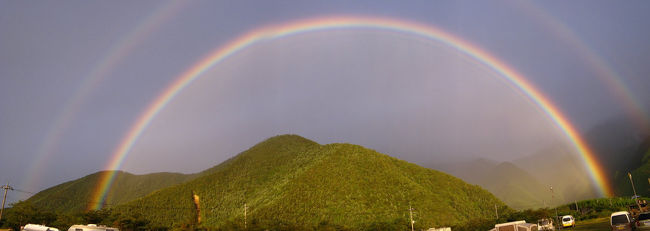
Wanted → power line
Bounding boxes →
[1,183,14,222]
[13,188,35,195]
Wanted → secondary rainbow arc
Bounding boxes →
[90,16,614,210]
[23,0,188,194]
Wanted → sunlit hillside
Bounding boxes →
[115,135,504,229]
[27,171,197,212]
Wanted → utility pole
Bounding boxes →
[0,183,13,222]
[551,186,559,230]
[495,204,499,219]
[629,172,642,211]
[408,204,414,231]
[575,200,579,212]
[244,203,247,230]
[629,172,639,198]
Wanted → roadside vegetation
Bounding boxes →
[453,197,640,231]
[1,197,639,230]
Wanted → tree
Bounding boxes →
[2,201,56,230]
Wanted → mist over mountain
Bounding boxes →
[432,159,548,210]
[429,129,620,209]
[431,148,599,210]
[430,115,650,210]
[512,145,598,203]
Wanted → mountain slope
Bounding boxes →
[512,145,598,204]
[480,162,549,210]
[432,142,605,209]
[616,135,650,197]
[433,159,550,210]
[118,135,504,229]
[27,171,197,212]
[583,116,650,195]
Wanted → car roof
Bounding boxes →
[611,211,630,217]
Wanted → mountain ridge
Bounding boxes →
[26,134,504,229]
[27,170,198,212]
[117,135,505,228]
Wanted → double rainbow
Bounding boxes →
[90,16,613,210]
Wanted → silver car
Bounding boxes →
[637,212,650,230]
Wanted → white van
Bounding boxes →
[66,225,118,231]
[610,211,634,231]
[489,220,538,231]
[561,215,575,228]
[21,224,59,231]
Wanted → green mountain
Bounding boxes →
[616,135,650,197]
[27,171,197,212]
[113,135,504,229]
[582,116,650,196]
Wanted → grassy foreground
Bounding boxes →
[569,217,610,231]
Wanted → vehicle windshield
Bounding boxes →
[539,220,550,225]
[639,213,650,221]
[612,215,630,225]
[562,217,571,222]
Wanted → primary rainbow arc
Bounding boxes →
[90,16,613,210]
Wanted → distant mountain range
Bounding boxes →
[431,148,596,210]
[431,115,650,209]
[26,135,504,229]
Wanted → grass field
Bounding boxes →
[563,217,610,231]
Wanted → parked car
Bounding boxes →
[637,212,650,230]
[21,224,59,231]
[537,218,554,230]
[561,215,576,228]
[629,199,649,218]
[67,224,118,231]
[489,220,538,231]
[611,211,636,231]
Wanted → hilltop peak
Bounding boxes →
[257,134,319,146]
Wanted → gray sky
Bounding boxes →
[1,0,649,203]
